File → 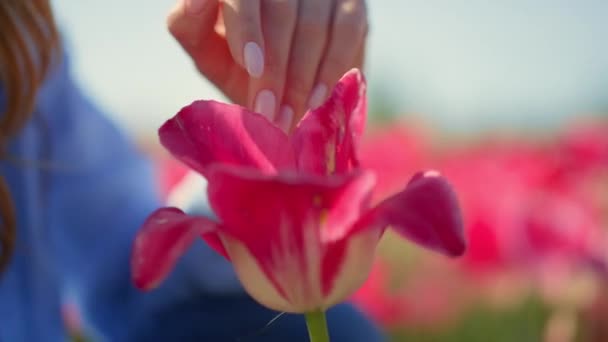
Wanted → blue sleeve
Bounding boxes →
[41,52,238,340]
[127,295,385,342]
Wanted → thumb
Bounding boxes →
[167,0,220,48]
[167,0,238,89]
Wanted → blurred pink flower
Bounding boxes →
[558,119,608,170]
[440,137,607,276]
[61,301,82,335]
[355,124,607,278]
[154,155,189,199]
[359,125,430,202]
[351,261,462,328]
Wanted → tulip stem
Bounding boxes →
[305,310,330,342]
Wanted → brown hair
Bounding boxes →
[0,1,59,274]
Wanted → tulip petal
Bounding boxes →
[321,230,381,305]
[206,166,375,242]
[320,170,376,242]
[131,207,218,290]
[200,232,230,260]
[292,69,367,175]
[206,166,375,312]
[220,234,294,312]
[159,100,296,177]
[358,171,466,257]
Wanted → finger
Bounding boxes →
[353,33,367,71]
[279,0,332,129]
[249,0,298,122]
[168,0,249,104]
[310,0,368,110]
[222,0,265,78]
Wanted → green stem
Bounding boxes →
[305,310,330,342]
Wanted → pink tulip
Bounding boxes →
[131,69,465,313]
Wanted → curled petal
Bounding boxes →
[292,69,367,175]
[131,207,218,290]
[359,171,466,257]
[159,100,296,177]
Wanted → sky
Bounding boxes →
[53,0,608,135]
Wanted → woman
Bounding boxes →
[0,0,381,340]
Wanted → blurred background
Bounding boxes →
[53,0,608,134]
[53,1,608,341]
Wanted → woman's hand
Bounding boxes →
[168,0,368,132]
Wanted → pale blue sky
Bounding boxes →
[53,1,608,134]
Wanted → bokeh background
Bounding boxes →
[53,1,608,341]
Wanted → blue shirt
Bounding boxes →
[0,47,242,340]
[0,52,383,341]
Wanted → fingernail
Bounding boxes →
[254,90,276,121]
[277,106,294,133]
[185,0,206,15]
[244,42,264,78]
[308,83,328,109]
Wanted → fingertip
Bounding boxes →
[308,83,328,109]
[167,0,219,43]
[254,89,277,121]
[244,41,264,78]
[167,0,185,27]
[222,0,264,76]
[277,105,294,133]
[184,0,207,15]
